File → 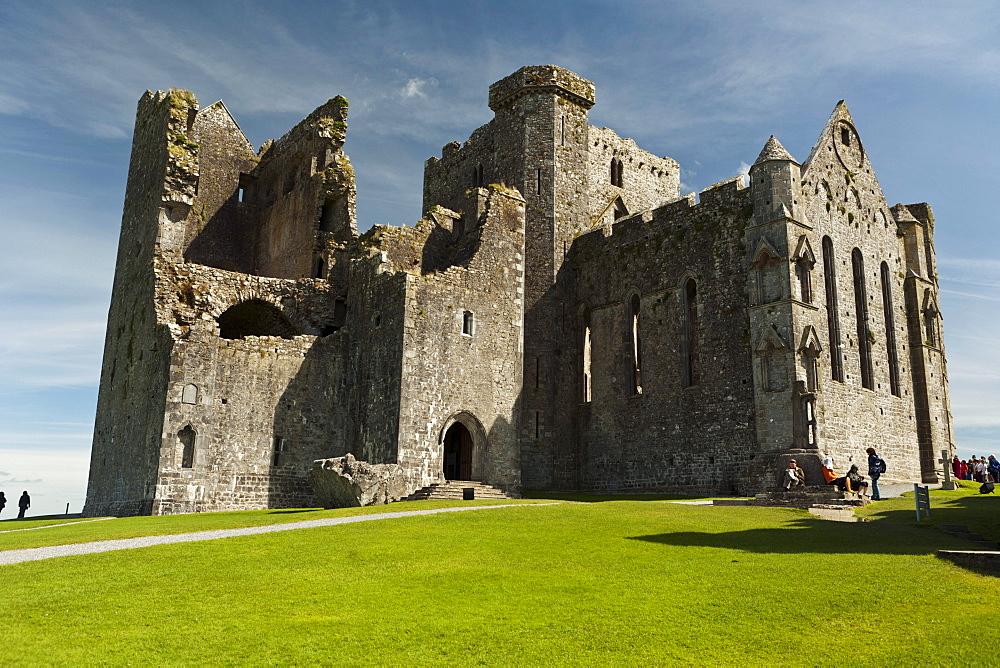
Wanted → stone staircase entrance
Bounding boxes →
[405,480,518,501]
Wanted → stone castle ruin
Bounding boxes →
[84,65,953,515]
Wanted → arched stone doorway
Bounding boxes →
[443,422,473,480]
[440,412,486,481]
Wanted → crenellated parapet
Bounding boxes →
[488,65,595,111]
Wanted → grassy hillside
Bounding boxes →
[1,491,997,665]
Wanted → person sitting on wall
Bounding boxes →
[822,456,838,485]
[833,465,870,497]
[844,464,871,496]
[783,459,806,490]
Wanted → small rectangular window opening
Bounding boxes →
[841,128,851,146]
[535,356,541,389]
[237,187,245,203]
[534,411,540,439]
[272,436,284,467]
[462,310,474,336]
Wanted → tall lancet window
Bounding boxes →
[683,279,700,387]
[880,262,901,397]
[582,307,593,403]
[629,294,642,394]
[610,158,623,188]
[822,236,845,382]
[179,425,196,469]
[852,248,874,390]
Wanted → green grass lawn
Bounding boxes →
[0,491,997,665]
[0,499,545,552]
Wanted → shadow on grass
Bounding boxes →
[267,509,323,515]
[864,494,1000,541]
[0,514,84,523]
[629,515,955,555]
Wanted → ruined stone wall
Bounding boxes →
[248,97,353,279]
[86,91,189,516]
[149,263,349,513]
[182,102,258,272]
[528,178,756,494]
[587,126,680,227]
[344,255,407,468]
[154,335,343,513]
[90,66,951,515]
[370,188,526,492]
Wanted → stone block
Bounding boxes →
[310,454,406,508]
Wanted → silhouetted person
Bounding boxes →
[17,490,30,519]
[0,491,6,515]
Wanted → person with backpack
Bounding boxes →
[987,455,1000,483]
[866,448,886,501]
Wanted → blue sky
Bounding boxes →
[1,0,997,515]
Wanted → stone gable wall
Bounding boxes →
[797,111,930,482]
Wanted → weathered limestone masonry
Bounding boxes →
[86,64,953,515]
[86,85,525,515]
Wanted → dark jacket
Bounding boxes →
[868,454,884,478]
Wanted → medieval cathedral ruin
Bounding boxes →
[84,65,953,516]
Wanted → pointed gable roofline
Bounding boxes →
[752,135,798,167]
[197,100,253,152]
[755,325,789,352]
[802,100,850,171]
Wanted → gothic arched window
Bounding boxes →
[852,248,874,389]
[179,425,196,469]
[880,262,901,396]
[822,236,845,382]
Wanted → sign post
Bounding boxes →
[914,484,931,522]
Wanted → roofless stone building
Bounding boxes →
[85,65,953,515]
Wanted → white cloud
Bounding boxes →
[402,77,436,99]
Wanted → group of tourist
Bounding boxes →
[783,448,887,501]
[0,490,30,519]
[952,455,999,483]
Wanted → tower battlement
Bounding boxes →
[488,65,595,111]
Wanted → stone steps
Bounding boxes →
[405,481,517,501]
[716,489,872,512]
[807,505,870,522]
[938,524,1000,550]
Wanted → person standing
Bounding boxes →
[987,455,1000,483]
[974,457,987,483]
[866,448,886,501]
[17,490,30,519]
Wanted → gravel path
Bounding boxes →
[0,503,552,566]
